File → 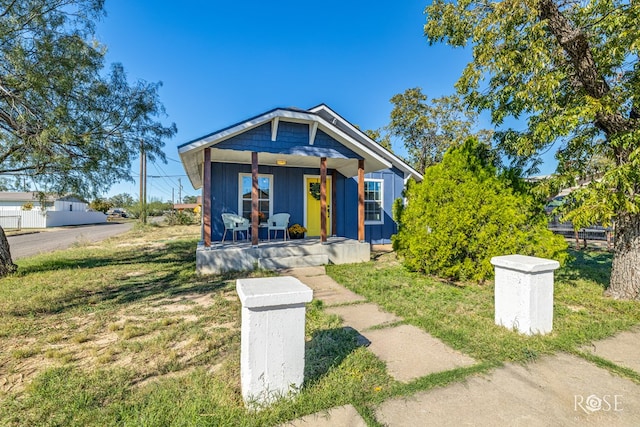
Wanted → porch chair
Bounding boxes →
[267,213,290,241]
[221,213,250,242]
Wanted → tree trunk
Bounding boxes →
[608,212,640,300]
[0,226,17,276]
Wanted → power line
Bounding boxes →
[151,162,179,190]
[148,180,174,199]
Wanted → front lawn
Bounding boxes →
[1,227,637,426]
[328,249,640,370]
[0,224,392,426]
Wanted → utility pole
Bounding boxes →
[178,178,182,204]
[139,141,147,225]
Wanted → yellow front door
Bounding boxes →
[305,176,332,237]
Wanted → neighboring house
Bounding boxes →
[0,192,107,229]
[178,104,423,246]
[173,196,202,211]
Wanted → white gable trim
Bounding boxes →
[271,117,279,141]
[308,104,423,182]
[178,107,397,189]
[309,121,318,145]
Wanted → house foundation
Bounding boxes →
[196,237,370,275]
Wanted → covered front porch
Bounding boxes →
[179,107,394,247]
[195,237,370,275]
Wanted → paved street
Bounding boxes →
[7,222,133,260]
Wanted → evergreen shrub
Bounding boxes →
[393,138,567,282]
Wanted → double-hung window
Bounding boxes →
[239,173,272,221]
[364,179,384,224]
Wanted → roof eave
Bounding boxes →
[179,108,394,188]
[308,104,423,182]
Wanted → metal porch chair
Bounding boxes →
[267,213,290,241]
[221,213,250,242]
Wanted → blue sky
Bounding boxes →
[96,1,553,202]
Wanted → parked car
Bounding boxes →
[108,208,128,218]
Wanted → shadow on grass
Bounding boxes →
[556,248,612,288]
[15,239,196,275]
[304,326,370,385]
[6,239,245,316]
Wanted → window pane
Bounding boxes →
[364,181,381,201]
[243,176,270,201]
[259,177,270,195]
[242,201,251,219]
[259,201,270,217]
[242,176,252,199]
[364,180,382,222]
[365,201,381,221]
[240,174,272,220]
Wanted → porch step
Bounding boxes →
[259,254,329,270]
[257,243,327,258]
[195,238,369,275]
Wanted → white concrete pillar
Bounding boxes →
[236,276,313,407]
[491,255,560,335]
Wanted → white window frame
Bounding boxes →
[364,178,384,225]
[238,173,273,220]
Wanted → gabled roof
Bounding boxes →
[0,192,87,204]
[178,104,423,189]
[0,192,56,203]
[308,104,423,182]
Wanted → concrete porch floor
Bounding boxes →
[195,237,371,275]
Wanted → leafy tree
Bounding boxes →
[182,195,198,204]
[364,128,393,152]
[90,198,112,213]
[424,0,640,299]
[0,178,11,191]
[0,0,176,275]
[109,193,137,208]
[147,198,172,217]
[388,88,488,173]
[393,138,567,282]
[124,198,169,219]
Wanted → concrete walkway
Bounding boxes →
[281,267,640,427]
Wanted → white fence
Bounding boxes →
[46,211,107,227]
[0,215,22,230]
[0,210,107,229]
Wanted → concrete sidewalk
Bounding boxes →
[281,267,640,427]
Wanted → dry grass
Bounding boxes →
[0,223,395,426]
[0,224,247,395]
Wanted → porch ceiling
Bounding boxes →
[209,148,370,174]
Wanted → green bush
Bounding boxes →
[90,198,113,214]
[393,138,567,282]
[164,210,198,225]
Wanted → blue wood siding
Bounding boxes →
[207,161,406,244]
[335,166,405,244]
[364,167,405,244]
[214,122,363,160]
[209,162,321,241]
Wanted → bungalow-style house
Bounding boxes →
[178,104,422,273]
[0,192,107,229]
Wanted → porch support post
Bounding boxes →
[251,152,259,246]
[358,159,365,242]
[320,157,327,243]
[331,169,337,236]
[203,147,212,247]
